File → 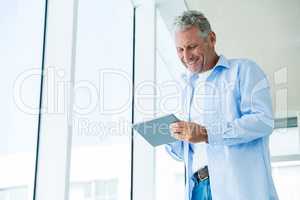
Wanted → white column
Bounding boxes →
[35,0,78,199]
[133,1,156,200]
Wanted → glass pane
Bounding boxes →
[272,162,300,200]
[69,0,133,200]
[0,0,45,199]
[270,127,300,156]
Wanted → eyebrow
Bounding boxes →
[177,43,197,48]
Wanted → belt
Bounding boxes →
[194,166,209,182]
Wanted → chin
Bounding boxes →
[189,66,201,73]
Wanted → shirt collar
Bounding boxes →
[181,71,199,85]
[213,54,230,70]
[181,54,230,82]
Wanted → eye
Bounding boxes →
[177,47,183,53]
[188,44,197,50]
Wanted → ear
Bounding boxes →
[208,32,216,47]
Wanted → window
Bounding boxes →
[0,187,27,200]
[68,0,133,199]
[0,1,46,199]
[69,179,118,200]
[270,123,300,200]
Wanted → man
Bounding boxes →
[166,10,278,200]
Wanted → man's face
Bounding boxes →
[175,26,215,73]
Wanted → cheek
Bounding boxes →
[177,52,182,59]
[178,54,184,61]
[195,50,204,60]
[196,48,209,60]
[194,48,204,56]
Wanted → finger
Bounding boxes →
[172,132,186,140]
[172,121,186,128]
[175,121,186,126]
[169,123,176,129]
[169,123,183,131]
[171,127,183,133]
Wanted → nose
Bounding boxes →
[183,50,192,62]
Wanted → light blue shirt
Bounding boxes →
[166,55,278,200]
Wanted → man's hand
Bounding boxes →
[169,121,208,143]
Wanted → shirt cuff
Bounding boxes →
[206,121,232,145]
[165,142,183,161]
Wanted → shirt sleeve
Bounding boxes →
[165,141,184,161]
[207,60,274,146]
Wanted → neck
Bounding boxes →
[201,53,219,73]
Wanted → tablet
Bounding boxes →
[132,114,180,146]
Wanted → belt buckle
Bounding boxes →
[197,166,209,181]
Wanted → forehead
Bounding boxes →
[175,26,204,46]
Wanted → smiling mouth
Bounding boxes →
[187,61,197,65]
[186,58,199,66]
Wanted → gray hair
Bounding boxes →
[173,10,212,38]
